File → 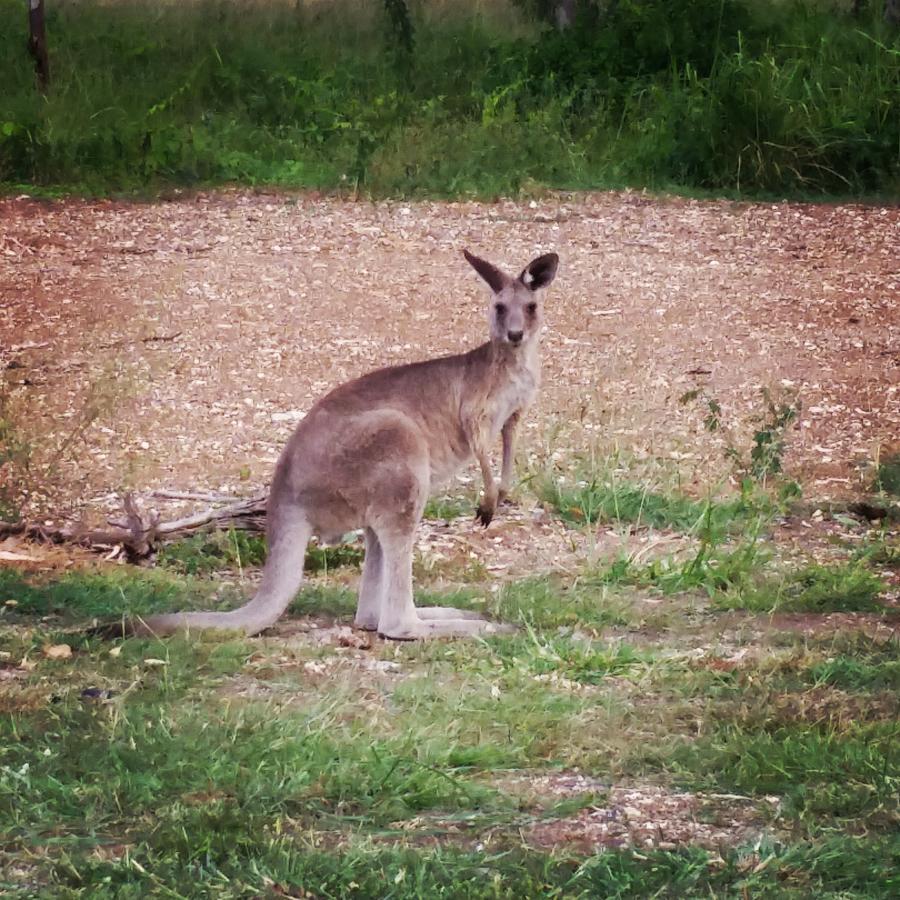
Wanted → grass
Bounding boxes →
[535,471,753,531]
[423,493,475,522]
[484,575,633,630]
[2,475,899,895]
[1,0,898,199]
[532,448,779,536]
[7,838,898,899]
[532,469,889,615]
[672,720,899,824]
[157,530,363,576]
[717,561,887,613]
[0,564,227,621]
[809,655,900,691]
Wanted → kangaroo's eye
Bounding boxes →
[494,303,507,316]
[526,302,538,315]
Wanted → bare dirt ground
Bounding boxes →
[1,189,898,529]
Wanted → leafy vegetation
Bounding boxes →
[672,720,899,824]
[1,0,898,198]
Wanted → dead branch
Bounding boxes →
[0,490,269,560]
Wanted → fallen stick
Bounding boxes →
[0,490,269,560]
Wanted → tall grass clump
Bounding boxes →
[0,0,897,196]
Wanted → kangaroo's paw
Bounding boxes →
[474,502,495,527]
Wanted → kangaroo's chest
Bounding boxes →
[487,364,538,438]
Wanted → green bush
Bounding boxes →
[0,0,897,196]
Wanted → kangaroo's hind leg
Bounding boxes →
[354,527,384,631]
[373,503,498,640]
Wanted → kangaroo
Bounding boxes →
[134,249,559,640]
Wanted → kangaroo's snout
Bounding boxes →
[507,330,524,344]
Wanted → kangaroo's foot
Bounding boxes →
[378,616,513,640]
[416,606,485,622]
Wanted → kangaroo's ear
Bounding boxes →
[519,253,559,291]
[463,249,509,294]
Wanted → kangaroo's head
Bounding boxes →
[463,249,559,349]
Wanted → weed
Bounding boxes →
[873,450,900,496]
[286,583,358,618]
[577,515,770,599]
[808,655,900,692]
[535,462,764,535]
[157,530,267,575]
[492,630,645,685]
[0,362,131,518]
[680,385,801,487]
[854,532,900,568]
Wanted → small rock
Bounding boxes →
[80,687,116,701]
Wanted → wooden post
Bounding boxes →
[28,0,50,90]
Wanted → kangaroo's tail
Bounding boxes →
[132,511,312,638]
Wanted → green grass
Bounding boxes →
[488,630,646,685]
[0,564,226,621]
[718,561,887,613]
[535,471,759,532]
[2,509,899,897]
[634,636,900,829]
[157,530,363,576]
[6,838,898,899]
[485,575,633,630]
[1,0,897,198]
[668,717,900,826]
[423,493,475,522]
[809,655,900,691]
[286,582,358,618]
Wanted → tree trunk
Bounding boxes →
[556,0,577,29]
[28,0,50,89]
[886,0,900,26]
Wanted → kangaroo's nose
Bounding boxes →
[508,330,524,344]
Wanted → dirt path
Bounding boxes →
[1,190,898,521]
